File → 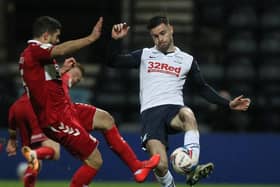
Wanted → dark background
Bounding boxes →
[0,0,279,133]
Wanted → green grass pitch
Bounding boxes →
[0,181,279,187]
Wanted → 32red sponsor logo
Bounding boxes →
[147,61,181,77]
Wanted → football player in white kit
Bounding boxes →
[108,16,251,186]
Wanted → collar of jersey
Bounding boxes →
[152,46,180,55]
[27,40,53,48]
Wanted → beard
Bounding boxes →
[157,42,170,53]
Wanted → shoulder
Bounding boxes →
[176,47,194,62]
[141,47,160,59]
[27,40,53,52]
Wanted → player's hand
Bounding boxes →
[112,23,130,40]
[60,57,77,75]
[6,139,17,156]
[229,95,251,111]
[88,17,103,42]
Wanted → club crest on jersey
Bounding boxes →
[147,61,181,77]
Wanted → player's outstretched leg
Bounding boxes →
[21,146,40,171]
[21,146,41,187]
[134,154,160,182]
[186,162,214,186]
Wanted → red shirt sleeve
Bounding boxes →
[8,105,17,131]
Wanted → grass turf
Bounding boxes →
[0,181,279,187]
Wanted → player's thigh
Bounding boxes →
[41,139,60,160]
[170,106,197,131]
[93,108,114,131]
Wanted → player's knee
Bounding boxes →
[86,149,103,170]
[99,111,115,130]
[179,107,198,130]
[53,149,60,160]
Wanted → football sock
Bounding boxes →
[35,146,55,160]
[154,170,176,187]
[23,166,38,187]
[184,130,200,166]
[103,125,142,172]
[70,164,97,187]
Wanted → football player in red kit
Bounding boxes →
[9,52,159,187]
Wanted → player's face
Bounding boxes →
[48,29,61,45]
[150,23,174,53]
[69,67,83,87]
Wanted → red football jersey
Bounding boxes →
[19,40,71,128]
[61,73,72,102]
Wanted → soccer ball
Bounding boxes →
[170,147,192,175]
[16,162,28,179]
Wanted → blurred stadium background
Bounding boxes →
[0,0,280,186]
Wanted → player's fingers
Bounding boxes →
[235,95,244,100]
[113,24,120,32]
[113,23,128,32]
[95,17,103,26]
[98,17,103,23]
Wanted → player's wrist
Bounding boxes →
[8,129,17,139]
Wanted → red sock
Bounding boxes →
[103,125,142,172]
[70,165,98,187]
[35,146,55,160]
[23,167,38,187]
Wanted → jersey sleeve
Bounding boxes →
[30,44,54,63]
[188,59,230,107]
[8,105,17,131]
[106,39,142,68]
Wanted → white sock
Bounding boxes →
[184,130,200,167]
[154,170,176,187]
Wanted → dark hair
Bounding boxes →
[32,16,62,38]
[74,62,85,76]
[147,16,169,30]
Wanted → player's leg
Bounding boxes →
[40,139,60,160]
[93,108,143,171]
[75,103,160,182]
[21,139,59,187]
[93,108,160,182]
[170,107,200,167]
[170,107,214,185]
[15,115,41,187]
[71,147,102,187]
[146,139,175,187]
[140,106,176,187]
[44,119,102,187]
[21,108,58,167]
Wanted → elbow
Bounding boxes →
[51,47,66,57]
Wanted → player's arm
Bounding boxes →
[106,22,141,68]
[51,17,103,57]
[188,60,251,111]
[188,60,230,107]
[106,39,141,68]
[6,109,17,156]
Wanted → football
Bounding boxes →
[170,147,192,175]
[16,162,28,179]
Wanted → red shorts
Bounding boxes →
[74,103,96,132]
[43,106,98,160]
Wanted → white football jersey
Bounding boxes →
[139,46,193,112]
